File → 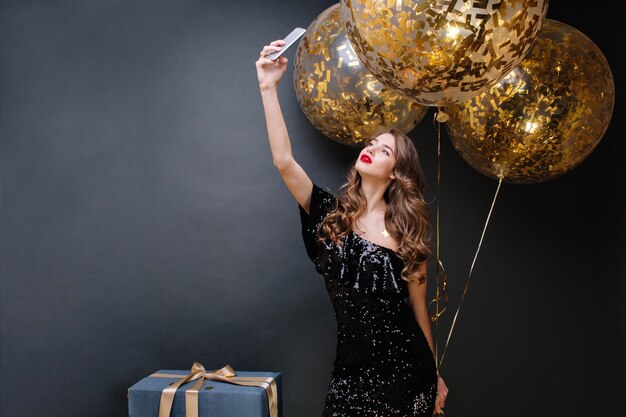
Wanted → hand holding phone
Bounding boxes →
[266,27,306,61]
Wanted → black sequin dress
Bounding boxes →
[299,184,438,417]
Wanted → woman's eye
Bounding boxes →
[383,150,389,156]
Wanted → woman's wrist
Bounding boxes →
[259,83,278,93]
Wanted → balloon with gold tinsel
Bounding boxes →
[340,0,548,106]
[444,19,615,183]
[293,3,428,146]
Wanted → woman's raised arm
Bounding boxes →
[256,40,313,213]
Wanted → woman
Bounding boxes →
[256,39,449,416]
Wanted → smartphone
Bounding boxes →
[267,27,306,61]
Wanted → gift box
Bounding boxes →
[128,363,282,417]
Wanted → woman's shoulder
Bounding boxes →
[308,183,337,216]
[312,183,336,200]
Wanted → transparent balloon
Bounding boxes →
[444,20,615,183]
[293,4,428,146]
[340,0,548,106]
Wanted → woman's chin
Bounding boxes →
[355,167,385,182]
[355,162,369,176]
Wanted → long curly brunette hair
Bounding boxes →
[317,128,432,284]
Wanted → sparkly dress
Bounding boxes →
[299,184,438,417]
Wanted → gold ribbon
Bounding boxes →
[430,109,450,384]
[438,174,504,368]
[427,109,503,416]
[149,362,278,417]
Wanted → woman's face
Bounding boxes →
[355,132,397,181]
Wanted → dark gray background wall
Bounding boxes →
[1,1,624,416]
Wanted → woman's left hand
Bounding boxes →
[432,373,448,415]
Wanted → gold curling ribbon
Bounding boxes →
[438,173,504,368]
[429,109,450,384]
[149,362,278,417]
[428,110,503,416]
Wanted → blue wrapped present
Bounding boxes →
[128,363,282,417]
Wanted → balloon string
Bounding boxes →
[430,110,449,378]
[435,112,441,374]
[438,174,504,369]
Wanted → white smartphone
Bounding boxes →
[266,27,306,61]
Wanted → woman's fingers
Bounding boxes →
[433,399,444,415]
[260,40,286,56]
[261,45,282,55]
[256,56,287,67]
[257,56,275,65]
[432,376,448,415]
[435,390,446,412]
[438,392,447,404]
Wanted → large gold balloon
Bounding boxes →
[444,19,615,184]
[293,3,428,146]
[340,0,548,106]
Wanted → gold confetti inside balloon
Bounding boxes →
[444,19,615,184]
[340,0,548,106]
[293,3,428,146]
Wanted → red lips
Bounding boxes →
[360,154,372,163]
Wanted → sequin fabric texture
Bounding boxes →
[299,184,438,417]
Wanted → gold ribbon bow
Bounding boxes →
[150,362,278,417]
